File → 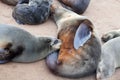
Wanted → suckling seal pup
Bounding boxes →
[58,0,90,14]
[0,24,61,63]
[12,0,51,25]
[46,0,101,78]
[101,30,120,42]
[97,36,120,80]
[1,0,18,6]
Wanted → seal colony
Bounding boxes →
[0,24,61,63]
[97,30,120,80]
[1,0,120,80]
[46,0,101,78]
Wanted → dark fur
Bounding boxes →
[58,0,90,14]
[1,0,18,6]
[0,24,61,63]
[12,0,51,25]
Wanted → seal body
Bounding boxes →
[46,0,101,78]
[58,0,90,14]
[97,36,120,80]
[12,0,51,25]
[1,0,18,6]
[0,24,61,63]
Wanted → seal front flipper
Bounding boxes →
[0,41,12,64]
[74,23,91,49]
[0,41,24,64]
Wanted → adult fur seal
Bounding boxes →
[58,0,90,14]
[101,30,120,42]
[97,35,120,80]
[12,0,51,25]
[0,24,61,63]
[46,0,101,78]
[1,0,18,6]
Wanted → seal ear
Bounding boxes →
[74,23,91,49]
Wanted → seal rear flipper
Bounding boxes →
[74,23,91,50]
[46,50,59,71]
[0,44,24,64]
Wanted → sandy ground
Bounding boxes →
[0,0,120,80]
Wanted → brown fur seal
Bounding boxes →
[46,0,101,78]
[58,0,90,14]
[1,0,18,6]
[12,0,51,25]
[0,24,61,63]
[97,32,120,80]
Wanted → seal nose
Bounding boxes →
[54,39,59,44]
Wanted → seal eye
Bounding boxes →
[46,39,51,43]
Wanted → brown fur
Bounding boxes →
[58,20,93,63]
[46,0,101,78]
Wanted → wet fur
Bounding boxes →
[0,24,61,63]
[12,0,51,25]
[46,0,101,78]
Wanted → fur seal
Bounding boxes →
[12,0,51,25]
[0,24,61,63]
[46,0,101,78]
[101,30,120,42]
[58,0,90,14]
[1,0,18,6]
[97,35,120,80]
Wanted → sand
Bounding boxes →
[0,0,120,80]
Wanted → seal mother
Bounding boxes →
[46,0,101,78]
[0,24,61,63]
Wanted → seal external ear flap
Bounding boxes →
[74,23,91,49]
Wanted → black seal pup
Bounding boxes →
[12,0,51,25]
